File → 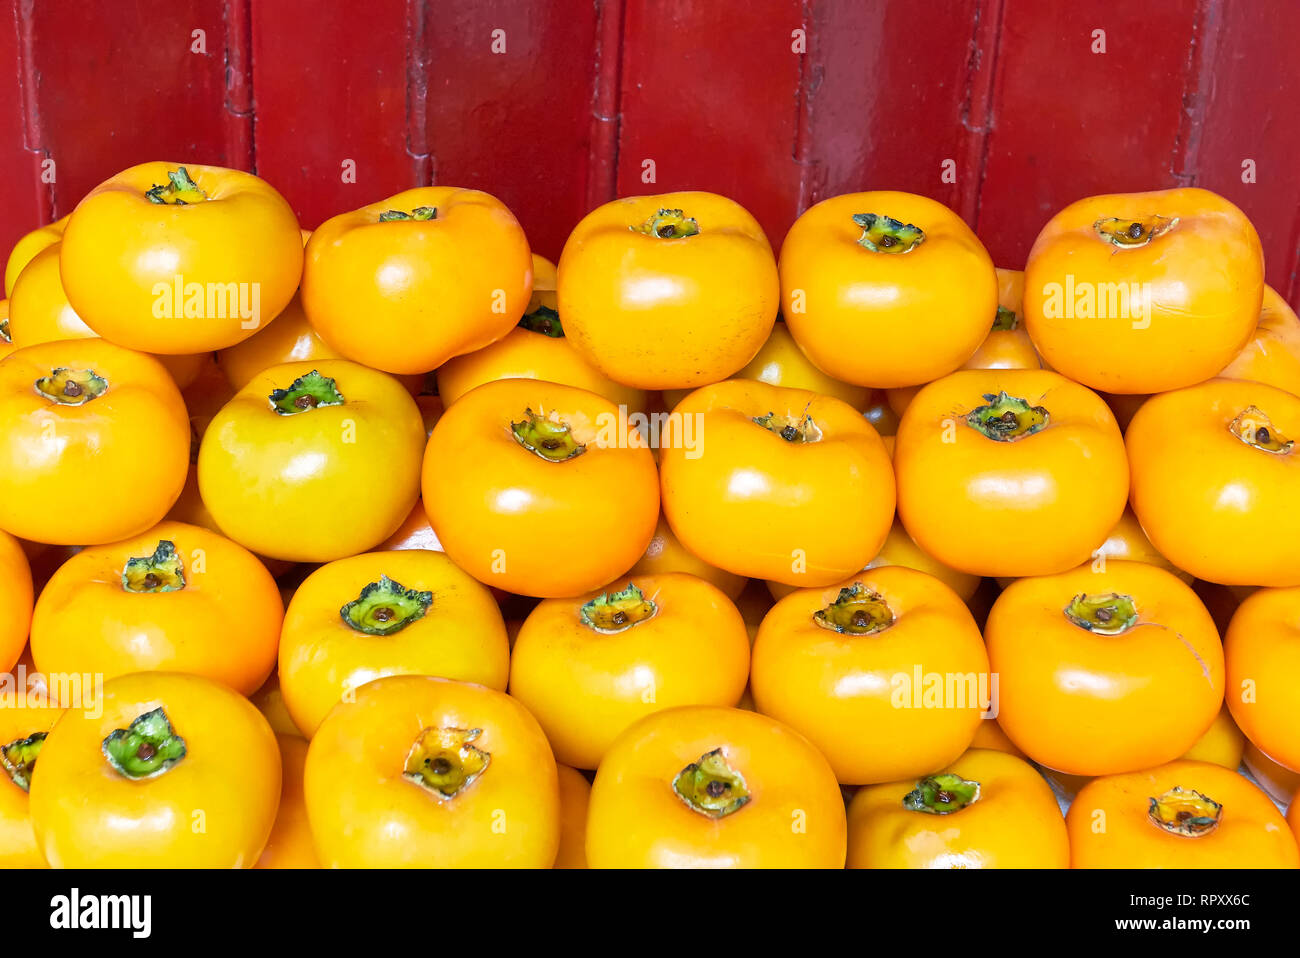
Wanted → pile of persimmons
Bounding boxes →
[0,163,1297,869]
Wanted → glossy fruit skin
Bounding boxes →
[0,532,33,673]
[1127,378,1300,586]
[217,292,342,390]
[770,517,982,604]
[303,187,531,375]
[1094,507,1191,583]
[438,256,645,411]
[3,216,67,298]
[1023,188,1264,394]
[1225,586,1300,773]
[509,572,750,769]
[422,378,660,598]
[256,734,320,869]
[847,749,1068,868]
[586,706,846,867]
[1067,760,1298,868]
[198,359,426,562]
[0,672,63,868]
[557,192,778,390]
[1181,707,1245,770]
[31,520,282,695]
[304,675,560,868]
[0,339,190,545]
[60,162,302,354]
[7,244,95,345]
[660,380,895,587]
[250,671,302,738]
[752,567,988,784]
[986,561,1224,776]
[627,513,747,600]
[29,671,281,868]
[733,320,870,409]
[554,764,591,868]
[780,191,997,388]
[895,368,1128,578]
[1218,285,1300,396]
[279,549,509,736]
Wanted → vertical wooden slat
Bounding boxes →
[420,0,603,260]
[1187,0,1300,304]
[585,0,625,213]
[616,0,805,249]
[223,0,254,171]
[795,0,990,225]
[21,0,230,217]
[251,0,413,229]
[977,0,1201,268]
[0,0,48,258]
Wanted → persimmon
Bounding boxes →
[509,573,750,769]
[255,733,319,868]
[31,521,282,695]
[1067,760,1297,868]
[1127,378,1300,586]
[659,380,895,587]
[847,749,1068,868]
[1224,585,1300,773]
[752,567,988,784]
[626,513,746,600]
[895,368,1128,577]
[586,706,846,867]
[557,192,778,390]
[780,191,997,388]
[304,675,560,868]
[1023,188,1263,394]
[555,765,591,868]
[986,560,1224,776]
[422,378,659,598]
[279,549,509,736]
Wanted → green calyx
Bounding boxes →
[672,748,751,819]
[1064,592,1138,635]
[814,582,895,635]
[268,369,345,415]
[630,208,700,239]
[852,213,924,253]
[966,391,1049,441]
[102,708,187,780]
[340,575,433,636]
[1,732,46,792]
[579,583,658,634]
[903,773,982,814]
[1094,214,1179,249]
[379,206,438,222]
[122,540,186,593]
[35,367,108,405]
[145,167,207,205]
[403,727,490,800]
[992,305,1018,331]
[518,304,564,337]
[511,408,586,461]
[0,318,10,344]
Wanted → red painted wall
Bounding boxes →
[2,0,1297,302]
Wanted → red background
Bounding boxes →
[2,0,1297,304]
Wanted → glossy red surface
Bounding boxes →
[1,0,1296,303]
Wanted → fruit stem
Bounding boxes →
[965,391,1049,441]
[518,304,564,337]
[903,773,981,814]
[378,206,437,222]
[145,167,207,205]
[102,708,187,780]
[1093,214,1179,248]
[579,583,658,633]
[1148,786,1222,837]
[1063,592,1138,635]
[403,727,490,800]
[814,582,895,635]
[122,540,186,593]
[0,732,46,792]
[630,209,699,239]
[268,369,345,415]
[511,408,586,461]
[852,213,925,253]
[339,576,433,635]
[672,748,751,819]
[35,367,108,405]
